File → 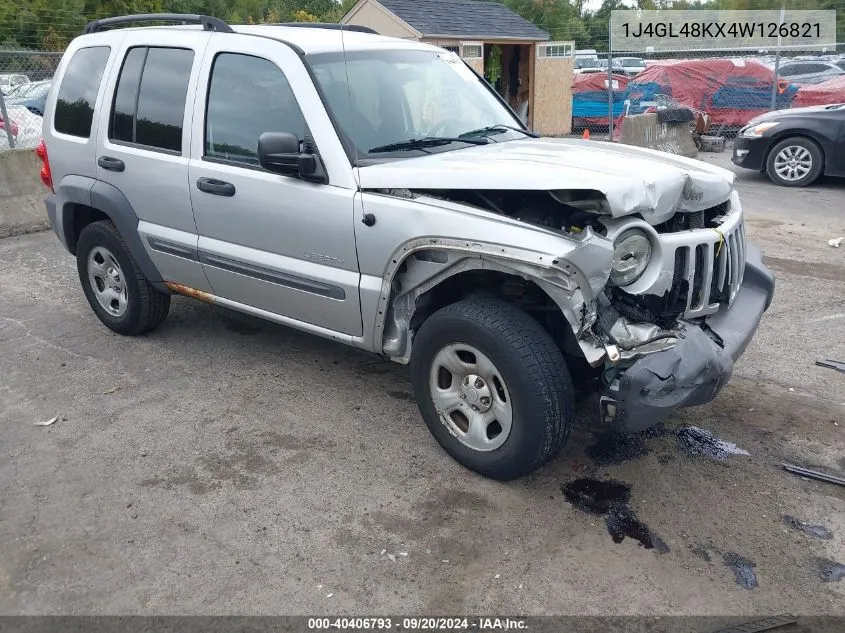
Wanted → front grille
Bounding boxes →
[669,217,746,318]
[610,196,746,326]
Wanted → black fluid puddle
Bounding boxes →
[676,426,749,459]
[587,432,649,466]
[723,552,758,589]
[783,515,833,540]
[562,478,668,554]
[817,558,845,582]
[586,423,748,466]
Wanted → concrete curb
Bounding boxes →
[619,113,698,158]
[0,148,49,239]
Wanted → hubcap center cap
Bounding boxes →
[461,374,492,412]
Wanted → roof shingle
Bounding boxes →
[376,0,549,41]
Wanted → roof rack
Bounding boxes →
[83,13,234,35]
[269,23,379,35]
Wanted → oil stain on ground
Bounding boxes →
[585,424,748,466]
[783,515,833,540]
[816,558,845,582]
[676,426,749,460]
[586,432,650,466]
[723,552,758,589]
[562,478,669,554]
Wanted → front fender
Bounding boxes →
[374,234,614,361]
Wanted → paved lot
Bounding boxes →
[1,148,844,616]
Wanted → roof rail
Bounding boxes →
[83,13,234,35]
[270,23,379,35]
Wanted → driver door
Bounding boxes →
[188,35,362,336]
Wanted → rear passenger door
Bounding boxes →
[95,31,212,293]
[188,35,361,336]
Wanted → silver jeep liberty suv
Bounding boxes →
[39,14,774,480]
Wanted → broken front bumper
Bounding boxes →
[602,242,774,433]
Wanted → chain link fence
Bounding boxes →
[0,50,61,150]
[570,44,845,142]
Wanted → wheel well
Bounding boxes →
[409,270,597,382]
[764,134,825,172]
[67,204,109,254]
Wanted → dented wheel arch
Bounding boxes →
[372,234,616,364]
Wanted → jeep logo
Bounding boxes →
[683,190,704,202]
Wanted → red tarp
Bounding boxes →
[793,76,845,107]
[628,58,781,126]
[572,73,630,93]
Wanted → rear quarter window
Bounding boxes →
[54,46,111,138]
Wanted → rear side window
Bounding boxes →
[109,46,194,153]
[54,46,110,138]
[204,53,307,165]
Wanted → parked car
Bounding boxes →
[613,57,646,76]
[732,104,845,187]
[6,80,51,116]
[0,106,41,149]
[776,61,844,85]
[574,57,603,74]
[0,113,19,143]
[0,73,29,95]
[40,15,774,480]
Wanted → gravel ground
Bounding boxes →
[1,147,843,616]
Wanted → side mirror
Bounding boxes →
[258,132,321,181]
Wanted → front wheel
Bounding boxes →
[766,137,823,187]
[410,299,574,480]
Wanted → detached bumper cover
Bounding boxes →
[605,242,774,433]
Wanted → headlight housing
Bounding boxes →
[741,121,779,137]
[609,230,652,287]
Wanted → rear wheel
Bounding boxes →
[766,137,823,187]
[410,299,574,480]
[76,220,170,335]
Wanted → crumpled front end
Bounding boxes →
[601,243,774,432]
[585,190,775,432]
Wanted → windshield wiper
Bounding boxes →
[368,136,489,153]
[459,124,539,139]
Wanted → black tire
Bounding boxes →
[410,298,574,481]
[765,136,824,187]
[76,220,170,335]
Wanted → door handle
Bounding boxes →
[196,177,236,197]
[98,156,125,172]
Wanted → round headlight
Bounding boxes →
[609,231,651,287]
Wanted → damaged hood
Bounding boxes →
[358,138,735,223]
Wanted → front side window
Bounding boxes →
[54,46,110,138]
[205,53,307,165]
[309,49,525,161]
[108,46,194,152]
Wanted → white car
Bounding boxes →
[614,57,646,76]
[0,106,43,149]
[0,73,30,96]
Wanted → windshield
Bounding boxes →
[576,58,601,69]
[619,58,645,67]
[308,49,525,162]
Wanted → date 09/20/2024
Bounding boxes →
[307,618,528,630]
